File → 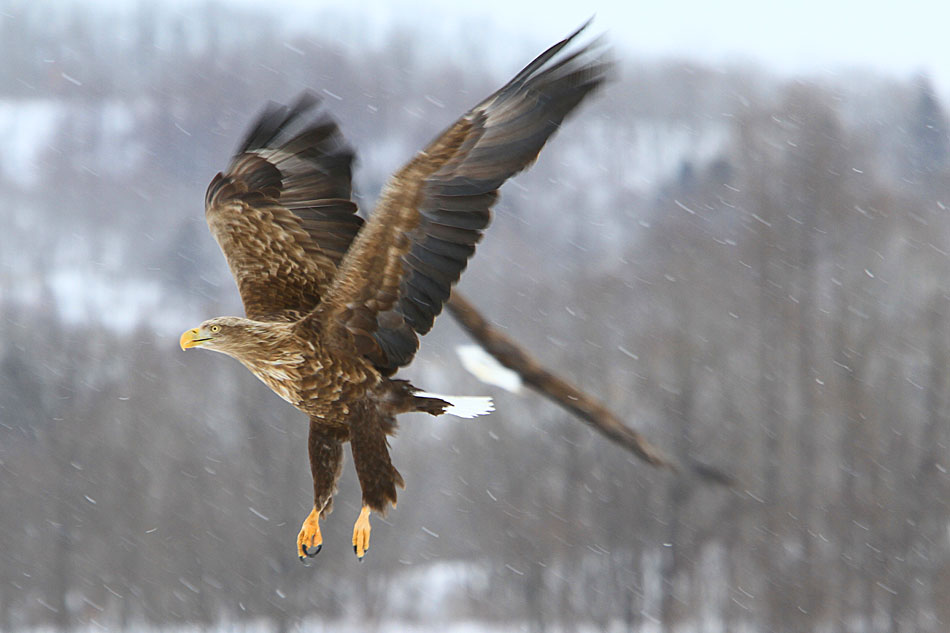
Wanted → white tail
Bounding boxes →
[416,391,495,418]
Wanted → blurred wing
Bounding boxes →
[205,94,364,321]
[313,23,610,373]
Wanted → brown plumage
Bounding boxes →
[180,23,611,561]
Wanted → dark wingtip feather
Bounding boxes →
[236,92,322,155]
[502,19,595,92]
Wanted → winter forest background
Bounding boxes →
[1,2,949,632]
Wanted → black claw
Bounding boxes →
[353,545,358,555]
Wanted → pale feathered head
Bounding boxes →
[179,316,286,359]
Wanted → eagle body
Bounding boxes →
[217,318,376,419]
[180,23,610,560]
[208,316,447,428]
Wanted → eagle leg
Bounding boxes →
[298,419,344,562]
[349,405,405,559]
[297,506,323,561]
[352,506,372,561]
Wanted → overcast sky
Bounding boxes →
[85,0,950,96]
[219,0,950,96]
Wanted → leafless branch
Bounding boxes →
[446,292,677,469]
[447,293,735,487]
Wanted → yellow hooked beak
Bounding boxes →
[179,327,206,350]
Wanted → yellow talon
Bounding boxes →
[352,506,371,560]
[297,507,322,561]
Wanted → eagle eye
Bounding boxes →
[210,324,221,334]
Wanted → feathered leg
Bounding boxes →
[297,418,344,562]
[349,405,404,560]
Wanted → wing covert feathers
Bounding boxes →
[316,23,611,373]
[205,95,362,320]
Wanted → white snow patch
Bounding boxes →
[3,264,202,335]
[46,268,187,332]
[0,99,64,186]
[0,98,146,187]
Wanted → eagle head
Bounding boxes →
[179,316,267,357]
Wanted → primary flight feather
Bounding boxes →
[180,23,611,562]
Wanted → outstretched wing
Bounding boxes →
[312,22,610,374]
[205,94,363,321]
